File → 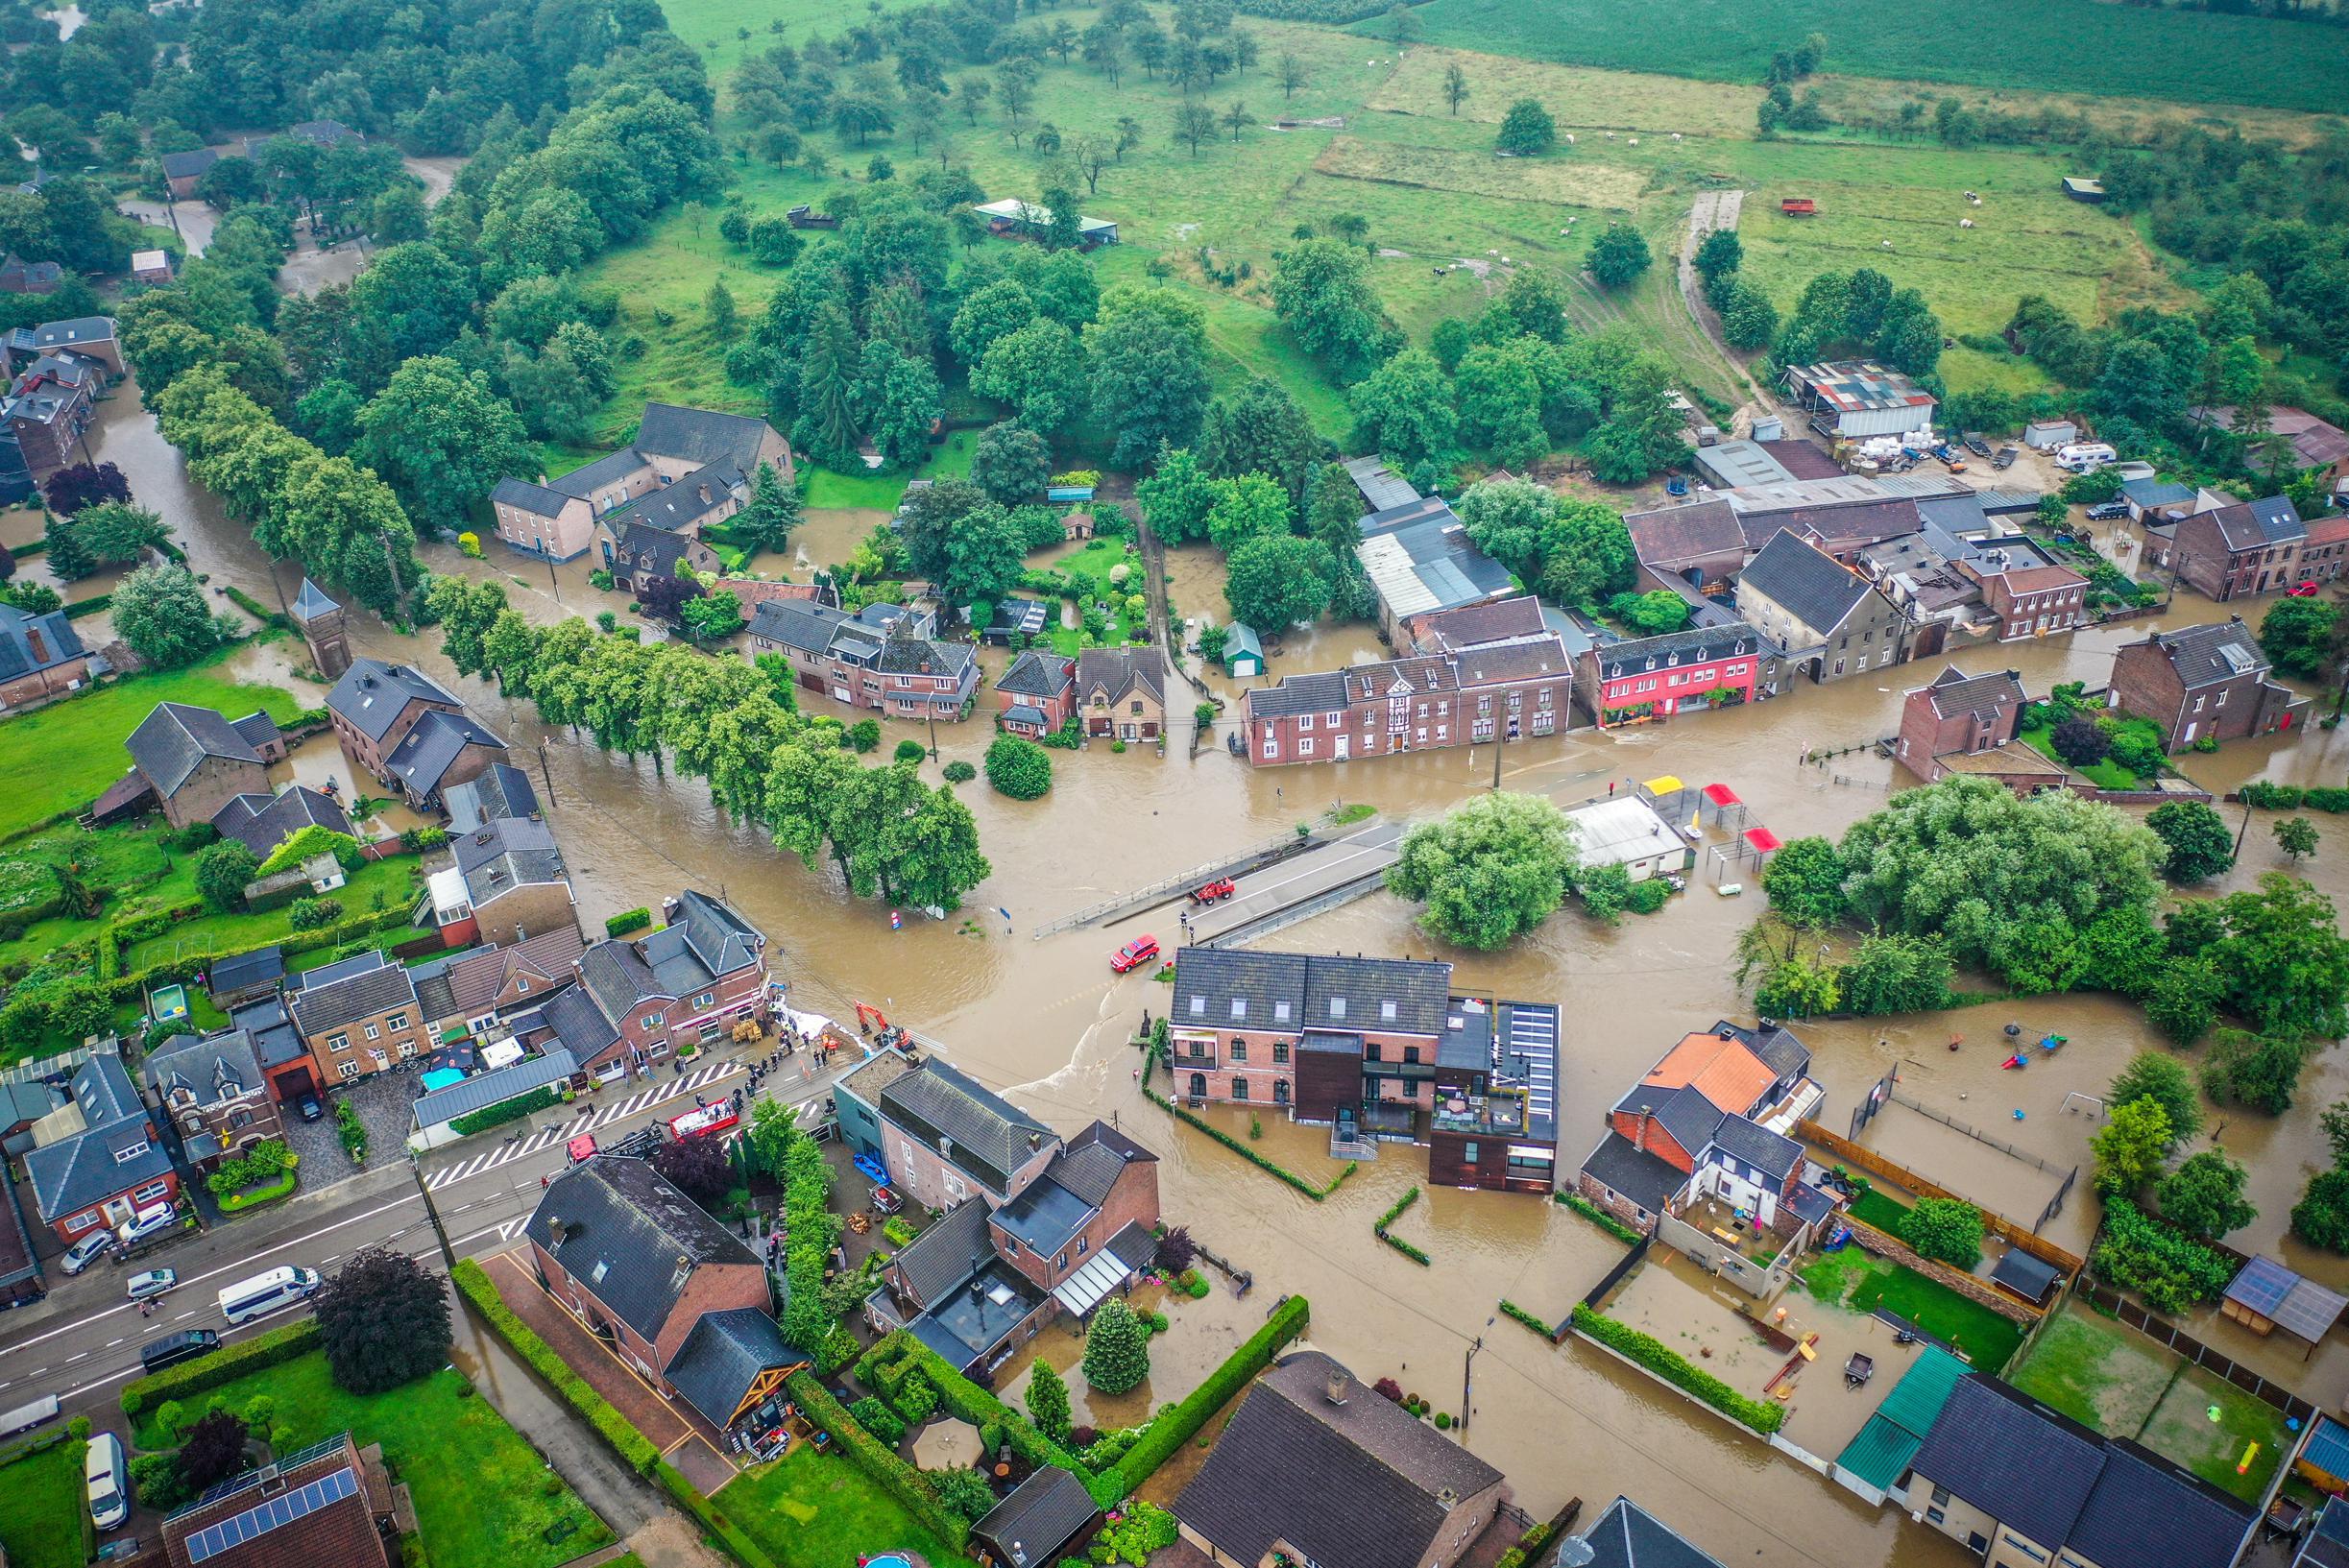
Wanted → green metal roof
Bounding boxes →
[1878,1345,1972,1435]
[1837,1413,1924,1492]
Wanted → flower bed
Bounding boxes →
[216,1168,298,1213]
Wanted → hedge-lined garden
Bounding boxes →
[1144,1087,1356,1200]
[1568,1304,1785,1435]
[451,1260,661,1473]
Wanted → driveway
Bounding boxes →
[278,1071,416,1187]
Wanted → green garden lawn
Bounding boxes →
[724,1444,977,1568]
[1845,1189,1911,1233]
[2018,716,2167,790]
[1799,1249,2022,1374]
[120,856,424,976]
[132,1358,611,1568]
[0,657,311,838]
[0,1440,87,1568]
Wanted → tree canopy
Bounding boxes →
[1386,792,1580,950]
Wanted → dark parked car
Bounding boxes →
[2085,500,2130,521]
[296,1094,324,1122]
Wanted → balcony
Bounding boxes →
[1431,1088,1529,1136]
[1361,1058,1435,1081]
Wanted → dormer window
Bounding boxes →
[1380,1000,1397,1022]
[1229,999,1247,1021]
[1329,997,1346,1020]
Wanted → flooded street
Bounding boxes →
[87,374,2349,1566]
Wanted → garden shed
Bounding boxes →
[1223,623,1265,678]
[2223,1255,2347,1358]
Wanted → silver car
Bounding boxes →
[126,1269,177,1302]
[59,1231,113,1276]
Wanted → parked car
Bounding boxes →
[870,1186,904,1216]
[85,1432,129,1532]
[1110,935,1161,974]
[2085,500,2130,521]
[296,1093,324,1122]
[60,1231,113,1276]
[115,1202,179,1248]
[2287,580,2323,597]
[1189,878,1237,905]
[125,1269,176,1302]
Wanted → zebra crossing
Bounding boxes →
[421,1056,745,1192]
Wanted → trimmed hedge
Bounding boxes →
[451,1260,662,1474]
[448,1084,562,1137]
[1145,1088,1355,1200]
[606,906,652,937]
[1498,1299,1552,1338]
[2240,782,2349,813]
[1374,1187,1428,1263]
[1569,1305,1783,1435]
[122,1318,321,1420]
[786,1371,969,1547]
[64,594,112,620]
[655,1461,779,1568]
[1101,1294,1311,1500]
[857,1332,1105,1503]
[1555,1191,1643,1246]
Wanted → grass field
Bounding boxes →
[1381,0,2349,113]
[131,1358,612,1568]
[0,1441,86,1568]
[1799,1248,2023,1374]
[2008,1304,2288,1503]
[0,656,311,839]
[119,855,424,976]
[726,1444,977,1568]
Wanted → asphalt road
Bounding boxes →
[0,1036,866,1431]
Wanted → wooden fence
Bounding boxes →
[2074,1282,2320,1428]
[1798,1119,2087,1276]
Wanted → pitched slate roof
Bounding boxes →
[523,1156,759,1341]
[1059,1121,1154,1199]
[1174,1351,1503,1568]
[580,941,668,1022]
[1576,1496,1727,1568]
[327,659,461,741]
[635,403,778,476]
[491,477,572,518]
[2119,477,2195,512]
[1624,500,1746,567]
[1588,623,1774,683]
[541,984,620,1059]
[1244,668,1349,720]
[996,649,1074,699]
[1416,593,1549,649]
[889,1195,997,1304]
[159,147,221,181]
[2071,1441,2256,1568]
[128,702,263,797]
[1170,948,1452,1036]
[666,1308,808,1427]
[747,597,839,653]
[0,603,81,681]
[972,1465,1099,1567]
[287,955,417,1037]
[1707,1114,1801,1181]
[2202,495,2305,550]
[387,710,507,799]
[1911,1375,2106,1550]
[644,890,763,989]
[209,947,284,996]
[1610,1083,1722,1161]
[443,762,539,834]
[553,446,653,499]
[878,1058,1053,1193]
[614,519,714,576]
[2137,618,2272,689]
[1737,530,1877,639]
[143,1027,264,1108]
[29,317,114,352]
[455,814,568,906]
[1921,666,2025,722]
[1580,1132,1690,1214]
[24,1055,164,1222]
[1076,647,1165,705]
[211,786,351,860]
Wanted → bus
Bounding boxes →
[217,1266,321,1325]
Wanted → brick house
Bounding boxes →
[1735,529,1910,684]
[1353,495,1517,648]
[875,1056,1058,1211]
[1244,612,1572,766]
[1166,948,1562,1194]
[0,253,60,296]
[0,602,85,710]
[994,649,1077,737]
[869,1198,1056,1380]
[1077,647,1166,740]
[287,952,427,1085]
[987,1120,1160,1298]
[411,926,586,1043]
[1952,547,2089,641]
[157,1431,399,1568]
[1624,498,1748,593]
[7,317,121,376]
[2110,618,2308,752]
[2170,495,2306,601]
[326,659,466,781]
[140,1025,284,1171]
[2300,514,2349,585]
[24,1050,178,1242]
[120,701,285,830]
[0,350,100,478]
[1576,1022,1822,1236]
[524,1155,775,1392]
[160,146,226,200]
[445,815,578,948]
[604,519,722,597]
[1577,622,1780,729]
[491,402,794,563]
[210,786,353,861]
[554,890,768,1071]
[1892,668,2065,793]
[382,709,509,811]
[1174,1350,1509,1568]
[2193,405,2349,505]
[747,600,978,720]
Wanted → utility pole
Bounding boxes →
[1461,1317,1492,1433]
[546,556,561,605]
[2234,795,2254,860]
[536,739,557,808]
[405,1149,458,1273]
[927,708,939,761]
[1489,717,1505,790]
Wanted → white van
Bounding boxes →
[85,1432,129,1531]
[216,1266,321,1325]
[2055,442,2117,471]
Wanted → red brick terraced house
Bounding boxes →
[23,1051,178,1242]
[873,1056,1059,1211]
[1166,948,1562,1194]
[2169,495,2306,601]
[1577,1022,1825,1238]
[325,658,467,782]
[537,890,768,1073]
[524,1156,784,1396]
[1576,622,1781,729]
[2109,617,2309,753]
[139,1025,285,1172]
[287,952,427,1085]
[1952,546,2090,641]
[1243,634,1573,767]
[994,649,1077,737]
[746,600,979,720]
[1892,667,2067,793]
[985,1120,1160,1306]
[2300,514,2349,585]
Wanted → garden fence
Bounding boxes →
[1798,1119,2086,1277]
[1581,1233,1652,1315]
[1848,1063,1901,1140]
[2037,1164,2080,1233]
[2073,1282,2320,1428]
[1888,1092,2073,1177]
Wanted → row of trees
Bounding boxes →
[427,578,991,910]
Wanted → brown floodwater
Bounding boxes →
[93,380,2349,1567]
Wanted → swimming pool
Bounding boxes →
[862,1556,912,1568]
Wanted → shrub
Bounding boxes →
[932,1466,997,1522]
[130,1451,193,1511]
[447,1084,561,1137]
[605,907,652,937]
[1623,879,1671,916]
[1153,1225,1197,1274]
[1084,1299,1151,1394]
[121,1318,323,1420]
[1897,1197,1985,1270]
[2293,1169,2349,1253]
[2050,714,2110,767]
[847,718,882,753]
[457,531,483,558]
[1569,1305,1783,1434]
[849,1395,907,1445]
[1146,1089,1354,1199]
[942,760,976,784]
[287,897,343,930]
[1555,1191,1642,1244]
[893,738,928,764]
[2092,1197,2236,1314]
[985,734,1053,799]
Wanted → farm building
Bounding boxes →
[2061,177,2107,203]
[972,198,1119,249]
[1223,623,1265,678]
[1562,797,1691,880]
[1782,361,1938,440]
[2023,421,2080,451]
[1692,439,1796,490]
[1353,495,1518,646]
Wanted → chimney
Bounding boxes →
[547,1218,568,1246]
[939,1135,954,1160]
[1324,1368,1347,1406]
[1634,1106,1650,1153]
[697,483,712,505]
[1028,1131,1040,1150]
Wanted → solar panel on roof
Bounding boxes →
[184,1467,360,1562]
